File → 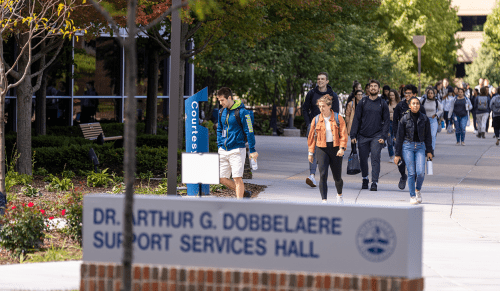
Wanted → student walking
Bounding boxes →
[421,87,443,151]
[387,89,401,162]
[345,90,364,137]
[470,89,479,134]
[302,72,339,188]
[475,87,491,139]
[490,89,500,145]
[393,85,426,190]
[350,79,390,191]
[307,95,348,203]
[216,87,258,199]
[394,97,433,205]
[441,91,454,133]
[448,88,473,145]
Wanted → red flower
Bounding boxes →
[22,203,25,207]
[49,216,54,220]
[40,209,45,214]
[61,209,66,216]
[11,206,16,209]
[28,202,34,208]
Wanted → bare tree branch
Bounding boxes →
[31,39,64,80]
[139,0,189,32]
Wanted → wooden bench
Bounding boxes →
[79,122,123,142]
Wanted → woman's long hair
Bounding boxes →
[388,89,401,106]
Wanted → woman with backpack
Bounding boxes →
[387,89,401,161]
[448,88,473,145]
[307,94,348,204]
[490,87,500,145]
[421,87,443,151]
[394,97,433,205]
[475,87,492,139]
[442,91,454,133]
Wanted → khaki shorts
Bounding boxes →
[219,147,246,179]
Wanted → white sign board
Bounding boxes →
[182,153,220,184]
[83,195,422,279]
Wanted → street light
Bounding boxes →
[412,35,426,96]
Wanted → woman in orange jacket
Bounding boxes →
[307,94,349,203]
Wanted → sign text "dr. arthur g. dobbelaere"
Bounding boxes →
[92,208,342,258]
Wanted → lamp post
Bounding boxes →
[412,35,426,96]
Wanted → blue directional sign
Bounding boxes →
[185,87,210,196]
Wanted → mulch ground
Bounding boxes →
[0,177,266,265]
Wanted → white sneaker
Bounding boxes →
[321,199,327,204]
[389,156,395,163]
[416,190,422,203]
[306,175,317,187]
[474,130,478,134]
[410,197,419,205]
[336,195,344,204]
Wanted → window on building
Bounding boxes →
[459,16,487,31]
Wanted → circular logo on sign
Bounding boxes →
[356,219,397,263]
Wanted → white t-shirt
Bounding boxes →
[324,115,333,142]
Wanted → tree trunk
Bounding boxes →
[0,34,6,213]
[16,35,33,175]
[35,70,47,136]
[145,43,159,135]
[122,2,139,290]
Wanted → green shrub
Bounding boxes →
[61,170,76,179]
[21,185,42,198]
[34,167,49,176]
[46,177,74,192]
[0,202,49,256]
[136,134,168,148]
[61,191,83,245]
[87,168,113,187]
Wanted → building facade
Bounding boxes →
[4,35,194,131]
[453,0,497,77]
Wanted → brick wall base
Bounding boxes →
[80,263,424,291]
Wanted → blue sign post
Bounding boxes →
[185,87,210,196]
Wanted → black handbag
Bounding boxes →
[347,145,361,175]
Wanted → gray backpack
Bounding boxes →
[477,96,488,111]
[491,97,500,114]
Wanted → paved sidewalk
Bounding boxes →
[252,127,500,291]
[1,125,499,290]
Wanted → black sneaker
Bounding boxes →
[370,183,377,191]
[362,179,369,189]
[398,175,407,190]
[244,190,252,198]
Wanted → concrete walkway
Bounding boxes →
[1,125,499,290]
[252,127,500,291]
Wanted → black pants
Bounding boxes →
[486,113,490,132]
[493,116,500,138]
[358,136,383,183]
[472,110,477,131]
[317,142,343,200]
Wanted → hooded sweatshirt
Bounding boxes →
[217,99,256,153]
[302,85,339,125]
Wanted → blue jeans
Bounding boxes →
[387,120,395,157]
[402,141,426,197]
[429,117,438,150]
[307,124,317,175]
[453,114,468,143]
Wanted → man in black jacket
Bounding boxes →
[350,79,390,191]
[392,84,426,190]
[302,72,339,188]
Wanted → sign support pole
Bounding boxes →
[167,0,181,195]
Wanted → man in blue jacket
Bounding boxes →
[302,72,339,188]
[217,87,258,199]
